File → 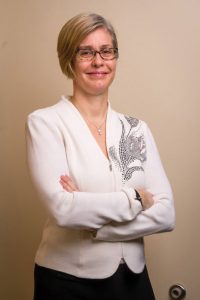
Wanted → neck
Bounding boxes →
[71,92,108,121]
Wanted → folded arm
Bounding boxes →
[94,124,175,241]
[26,111,143,230]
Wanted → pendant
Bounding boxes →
[97,128,102,135]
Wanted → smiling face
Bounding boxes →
[73,27,118,97]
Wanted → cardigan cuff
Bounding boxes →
[121,187,143,215]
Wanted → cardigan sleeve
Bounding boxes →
[26,110,143,230]
[94,123,175,241]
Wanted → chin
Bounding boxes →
[94,84,111,94]
[92,78,114,92]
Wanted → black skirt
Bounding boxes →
[34,263,155,300]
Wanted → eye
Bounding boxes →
[101,48,113,56]
[78,49,93,57]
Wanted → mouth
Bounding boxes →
[86,71,108,78]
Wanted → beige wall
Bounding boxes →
[1,1,200,299]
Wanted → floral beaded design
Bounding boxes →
[109,116,146,182]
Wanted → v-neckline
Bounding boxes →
[62,96,111,162]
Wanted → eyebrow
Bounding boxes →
[78,44,113,49]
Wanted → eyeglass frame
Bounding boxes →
[76,47,119,61]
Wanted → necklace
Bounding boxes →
[71,96,107,136]
[86,114,107,136]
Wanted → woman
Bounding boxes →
[26,13,175,300]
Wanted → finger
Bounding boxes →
[60,175,71,183]
[59,179,74,192]
[60,178,79,192]
[60,175,74,189]
[67,178,79,191]
[60,175,79,191]
[65,184,74,193]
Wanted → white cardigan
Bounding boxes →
[26,96,175,278]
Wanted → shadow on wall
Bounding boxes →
[0,103,46,299]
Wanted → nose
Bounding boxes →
[92,52,104,66]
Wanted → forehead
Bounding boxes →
[79,27,113,47]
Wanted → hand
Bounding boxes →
[60,175,79,192]
[137,189,154,210]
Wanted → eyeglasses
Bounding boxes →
[76,48,118,61]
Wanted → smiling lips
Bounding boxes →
[86,71,108,78]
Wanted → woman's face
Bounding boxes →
[73,27,117,97]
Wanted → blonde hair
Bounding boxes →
[57,13,118,79]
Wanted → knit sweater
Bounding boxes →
[26,96,175,278]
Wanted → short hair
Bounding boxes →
[57,13,118,79]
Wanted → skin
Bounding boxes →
[59,27,154,210]
[73,27,117,99]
